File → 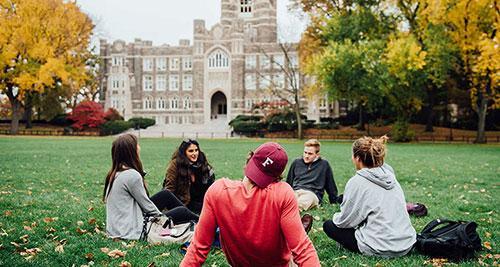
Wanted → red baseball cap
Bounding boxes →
[244,142,288,188]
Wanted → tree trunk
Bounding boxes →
[425,88,435,132]
[6,87,22,134]
[475,94,487,143]
[24,92,33,129]
[295,102,303,140]
[357,104,365,131]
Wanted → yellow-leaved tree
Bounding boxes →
[438,0,499,143]
[0,0,94,134]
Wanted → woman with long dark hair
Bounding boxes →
[104,134,198,240]
[163,139,215,214]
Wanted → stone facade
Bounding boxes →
[99,0,339,126]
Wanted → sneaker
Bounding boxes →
[301,213,313,234]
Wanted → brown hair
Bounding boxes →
[352,135,389,168]
[103,134,148,201]
[304,139,321,153]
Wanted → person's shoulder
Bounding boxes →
[208,178,238,191]
[271,181,294,193]
[318,157,332,166]
[121,169,141,178]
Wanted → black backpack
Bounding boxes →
[415,218,482,261]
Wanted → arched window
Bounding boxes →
[157,97,166,110]
[170,96,179,110]
[144,96,152,110]
[183,96,192,110]
[208,49,229,68]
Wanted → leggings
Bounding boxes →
[150,190,199,225]
[323,220,360,253]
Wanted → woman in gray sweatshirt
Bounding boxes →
[323,136,416,258]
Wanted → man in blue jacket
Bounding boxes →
[286,139,341,211]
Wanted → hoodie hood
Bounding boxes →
[356,164,395,190]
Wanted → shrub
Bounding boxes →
[128,117,155,129]
[104,108,124,121]
[391,120,415,142]
[100,120,133,135]
[229,115,265,134]
[49,114,72,126]
[67,101,105,130]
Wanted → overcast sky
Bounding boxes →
[77,0,307,49]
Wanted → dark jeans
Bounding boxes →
[323,220,360,253]
[150,190,199,224]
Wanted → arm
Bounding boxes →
[323,162,339,204]
[332,178,370,228]
[126,173,162,216]
[280,186,320,266]
[180,184,218,266]
[285,161,295,187]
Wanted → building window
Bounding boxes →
[245,55,256,69]
[111,98,120,109]
[183,57,192,70]
[143,58,153,71]
[273,73,285,89]
[260,74,271,89]
[259,55,270,69]
[156,75,166,91]
[272,55,285,70]
[170,97,179,110]
[289,54,299,68]
[170,58,179,70]
[143,75,153,91]
[156,57,167,71]
[319,97,327,108]
[208,49,229,68]
[110,75,120,89]
[157,97,166,110]
[245,74,256,90]
[112,56,124,66]
[240,0,252,13]
[144,96,153,110]
[169,75,179,91]
[183,96,192,110]
[183,74,193,91]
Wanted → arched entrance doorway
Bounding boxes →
[210,91,227,119]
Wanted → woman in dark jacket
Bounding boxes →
[163,139,215,214]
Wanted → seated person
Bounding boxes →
[163,139,215,215]
[181,142,320,267]
[286,139,341,211]
[323,136,416,257]
[104,134,198,240]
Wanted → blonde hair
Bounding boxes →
[352,135,389,168]
[304,139,321,153]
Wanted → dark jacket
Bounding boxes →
[163,160,215,213]
[286,157,338,204]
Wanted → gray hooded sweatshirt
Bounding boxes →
[105,169,162,240]
[333,164,416,257]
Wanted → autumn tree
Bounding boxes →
[0,0,94,134]
[67,101,105,130]
[437,0,499,143]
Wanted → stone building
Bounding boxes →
[99,0,339,128]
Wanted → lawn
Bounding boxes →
[0,136,498,266]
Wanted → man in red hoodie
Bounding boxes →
[180,142,320,267]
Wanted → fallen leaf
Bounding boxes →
[47,227,56,233]
[85,252,94,261]
[77,221,84,227]
[76,228,87,235]
[55,244,64,253]
[100,247,110,253]
[147,263,156,267]
[423,258,448,267]
[88,218,96,225]
[23,226,32,231]
[483,241,492,250]
[43,217,56,223]
[20,234,29,243]
[119,261,131,267]
[88,206,94,212]
[485,232,492,238]
[154,252,170,258]
[107,249,126,258]
[4,211,12,216]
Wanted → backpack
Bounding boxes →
[415,218,482,261]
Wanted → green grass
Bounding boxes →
[0,136,498,266]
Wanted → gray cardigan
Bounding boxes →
[333,164,416,257]
[105,169,162,240]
